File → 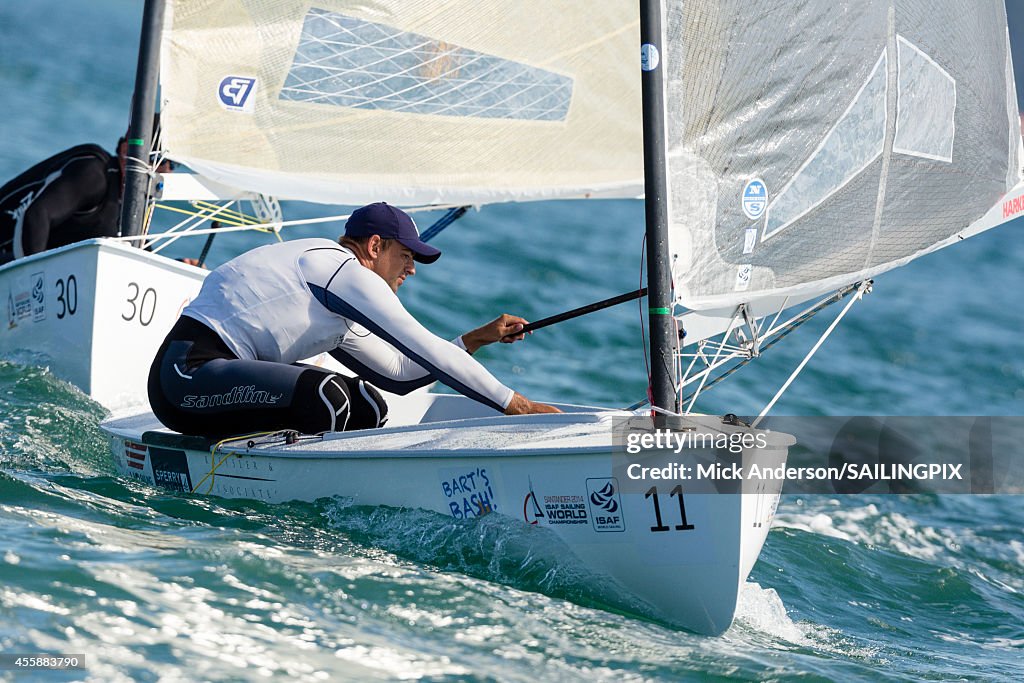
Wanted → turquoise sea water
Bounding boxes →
[1,1,1023,680]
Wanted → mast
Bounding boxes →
[119,0,166,239]
[639,0,679,415]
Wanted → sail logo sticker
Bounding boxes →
[218,76,257,112]
[743,227,758,255]
[1003,194,1024,219]
[586,478,625,532]
[741,179,768,220]
[735,264,752,291]
[641,43,660,72]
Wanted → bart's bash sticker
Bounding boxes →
[441,466,497,519]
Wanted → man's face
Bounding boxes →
[371,238,416,292]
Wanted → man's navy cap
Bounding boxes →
[344,202,441,264]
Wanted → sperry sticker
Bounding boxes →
[150,447,193,492]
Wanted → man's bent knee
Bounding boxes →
[298,371,387,433]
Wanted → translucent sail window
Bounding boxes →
[893,36,956,162]
[280,8,574,121]
[762,50,888,241]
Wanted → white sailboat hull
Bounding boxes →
[0,239,206,411]
[101,397,793,635]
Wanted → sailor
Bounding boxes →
[0,141,126,264]
[148,202,560,438]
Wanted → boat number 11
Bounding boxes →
[123,283,158,326]
[645,486,695,532]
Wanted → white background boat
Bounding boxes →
[0,239,204,411]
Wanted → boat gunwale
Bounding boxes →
[102,408,794,461]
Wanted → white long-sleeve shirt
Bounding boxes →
[182,238,514,412]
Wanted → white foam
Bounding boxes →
[733,581,810,646]
[732,582,884,661]
[774,500,956,560]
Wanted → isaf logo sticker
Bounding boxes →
[31,272,45,321]
[586,477,625,532]
[734,263,752,291]
[218,76,257,112]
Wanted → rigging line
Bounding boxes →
[420,205,470,242]
[115,203,468,243]
[639,233,650,391]
[152,202,262,229]
[751,281,871,429]
[190,431,278,494]
[684,313,740,415]
[151,200,243,254]
[680,285,859,402]
[190,200,264,224]
[629,284,861,411]
[145,201,231,251]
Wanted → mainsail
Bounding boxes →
[665,0,1021,319]
[158,0,643,206]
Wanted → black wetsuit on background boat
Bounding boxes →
[0,144,121,265]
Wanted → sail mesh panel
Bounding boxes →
[666,0,1018,310]
[280,10,574,121]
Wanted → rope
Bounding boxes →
[751,281,869,427]
[115,203,467,244]
[189,431,277,494]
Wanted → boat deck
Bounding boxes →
[101,395,762,459]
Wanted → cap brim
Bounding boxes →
[398,237,442,264]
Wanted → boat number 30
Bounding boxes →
[54,275,78,319]
[645,486,695,532]
[123,283,157,326]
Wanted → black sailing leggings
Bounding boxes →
[148,317,387,439]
